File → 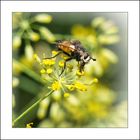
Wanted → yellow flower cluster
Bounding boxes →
[76,70,85,76]
[59,61,64,67]
[66,85,75,91]
[66,82,87,92]
[26,122,33,128]
[42,59,55,66]
[46,68,53,74]
[51,81,61,91]
[52,50,59,56]
[40,68,53,74]
[74,82,87,91]
[34,52,98,99]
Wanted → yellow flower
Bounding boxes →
[35,14,52,23]
[76,70,85,76]
[61,54,70,60]
[29,32,40,41]
[87,102,108,119]
[51,81,60,91]
[13,36,21,49]
[46,68,53,74]
[74,81,87,91]
[52,51,59,56]
[34,54,41,63]
[40,69,46,74]
[67,64,73,70]
[91,17,105,28]
[59,61,64,67]
[98,35,120,45]
[39,27,55,42]
[42,59,55,66]
[66,85,75,91]
[37,108,46,120]
[64,93,70,98]
[89,78,99,85]
[93,78,98,83]
[12,77,19,88]
[26,122,33,128]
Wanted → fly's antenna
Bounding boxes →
[91,58,96,61]
[56,40,63,43]
[51,42,58,45]
[51,40,63,45]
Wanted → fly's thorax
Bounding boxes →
[57,41,75,54]
[58,45,71,54]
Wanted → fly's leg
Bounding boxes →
[59,58,72,76]
[79,61,85,72]
[43,51,62,59]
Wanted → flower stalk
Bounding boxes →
[12,90,54,127]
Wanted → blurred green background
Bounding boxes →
[12,12,128,128]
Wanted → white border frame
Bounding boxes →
[1,1,139,139]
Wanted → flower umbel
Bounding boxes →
[42,59,55,66]
[34,52,98,97]
[74,81,87,91]
[51,81,61,91]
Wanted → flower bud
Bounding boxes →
[34,14,52,23]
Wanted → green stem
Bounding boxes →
[12,90,54,127]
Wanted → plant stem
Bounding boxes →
[12,90,54,127]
